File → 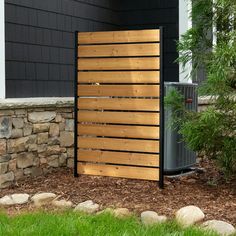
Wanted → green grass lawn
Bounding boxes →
[0,211,218,236]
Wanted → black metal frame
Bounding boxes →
[74,31,79,177]
[159,27,165,188]
[73,28,164,187]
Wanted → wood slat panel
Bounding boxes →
[78,29,160,44]
[78,43,160,57]
[78,150,159,167]
[78,124,159,139]
[78,71,160,84]
[78,137,159,153]
[78,85,159,97]
[78,111,160,125]
[78,163,159,181]
[78,98,160,111]
[78,58,160,70]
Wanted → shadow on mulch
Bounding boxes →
[1,159,236,224]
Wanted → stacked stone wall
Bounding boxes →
[0,98,74,188]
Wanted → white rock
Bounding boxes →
[11,194,30,204]
[202,220,236,236]
[74,200,99,214]
[113,208,131,218]
[0,195,14,205]
[0,194,29,205]
[52,200,73,209]
[31,193,57,206]
[141,211,167,225]
[175,205,205,227]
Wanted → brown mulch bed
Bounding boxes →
[1,159,236,225]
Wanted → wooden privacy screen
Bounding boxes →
[74,29,164,187]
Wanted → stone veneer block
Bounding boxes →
[49,123,60,137]
[0,162,8,174]
[0,171,14,186]
[16,152,36,169]
[12,118,24,129]
[0,139,6,155]
[33,124,49,133]
[7,137,29,153]
[0,117,12,138]
[28,112,56,123]
[60,131,74,147]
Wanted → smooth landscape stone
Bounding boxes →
[113,208,131,218]
[52,200,73,209]
[202,220,236,236]
[11,194,30,204]
[74,200,99,214]
[31,193,57,206]
[175,205,205,227]
[141,211,167,225]
[0,194,29,205]
[0,195,13,205]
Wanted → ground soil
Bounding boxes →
[1,159,236,225]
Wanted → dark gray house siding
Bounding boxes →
[117,0,179,83]
[5,0,118,98]
[5,0,179,98]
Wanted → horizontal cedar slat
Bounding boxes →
[78,124,159,139]
[78,98,160,111]
[78,85,159,97]
[78,43,160,57]
[78,58,160,70]
[78,137,159,153]
[78,150,159,167]
[78,71,160,84]
[78,163,159,181]
[78,29,160,44]
[78,111,160,125]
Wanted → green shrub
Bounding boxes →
[166,0,236,179]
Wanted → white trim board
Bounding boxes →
[0,0,5,98]
[179,0,192,83]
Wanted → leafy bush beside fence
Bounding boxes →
[166,0,236,178]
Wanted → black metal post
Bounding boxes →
[74,31,79,177]
[159,27,164,188]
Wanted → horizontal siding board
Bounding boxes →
[77,85,160,97]
[78,71,160,83]
[78,98,160,111]
[78,43,160,57]
[78,29,160,44]
[78,57,160,71]
[78,111,160,125]
[78,137,159,153]
[78,163,159,180]
[78,150,159,167]
[78,124,159,139]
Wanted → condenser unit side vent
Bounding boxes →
[164,82,198,173]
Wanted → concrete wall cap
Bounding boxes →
[0,97,74,110]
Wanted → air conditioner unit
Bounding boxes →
[164,82,198,174]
